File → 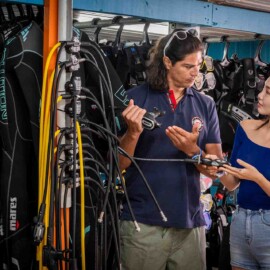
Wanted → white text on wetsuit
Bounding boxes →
[10,197,17,231]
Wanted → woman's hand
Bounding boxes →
[221,159,263,182]
[203,154,221,178]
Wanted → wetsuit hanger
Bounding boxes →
[25,4,35,21]
[0,5,5,23]
[254,40,268,67]
[6,4,16,24]
[34,5,44,26]
[0,5,11,31]
[220,36,231,67]
[111,15,124,48]
[92,18,102,43]
[0,6,5,54]
[141,22,151,46]
[16,4,25,20]
[202,37,209,57]
[0,4,22,39]
[15,4,33,27]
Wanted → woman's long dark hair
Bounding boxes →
[146,30,203,91]
[257,80,270,129]
[257,117,270,129]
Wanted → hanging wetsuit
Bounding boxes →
[80,30,128,135]
[70,29,128,269]
[0,21,42,270]
[6,21,43,158]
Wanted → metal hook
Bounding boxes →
[202,37,209,56]
[142,22,151,45]
[112,16,124,47]
[92,18,102,43]
[220,36,231,67]
[254,40,268,67]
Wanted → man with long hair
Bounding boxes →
[119,30,223,270]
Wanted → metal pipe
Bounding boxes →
[203,34,270,43]
[74,17,157,29]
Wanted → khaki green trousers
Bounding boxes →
[120,221,206,270]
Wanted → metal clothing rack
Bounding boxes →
[73,16,157,29]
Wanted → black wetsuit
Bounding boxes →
[0,21,42,270]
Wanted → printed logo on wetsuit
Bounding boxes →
[21,23,32,42]
[0,48,7,122]
[10,197,19,231]
[192,117,204,132]
[114,86,129,106]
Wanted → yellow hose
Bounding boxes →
[76,121,86,270]
[38,42,60,269]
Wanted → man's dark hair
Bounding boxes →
[146,30,203,91]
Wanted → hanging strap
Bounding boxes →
[241,58,257,105]
[128,44,146,85]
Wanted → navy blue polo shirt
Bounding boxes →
[122,83,221,228]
